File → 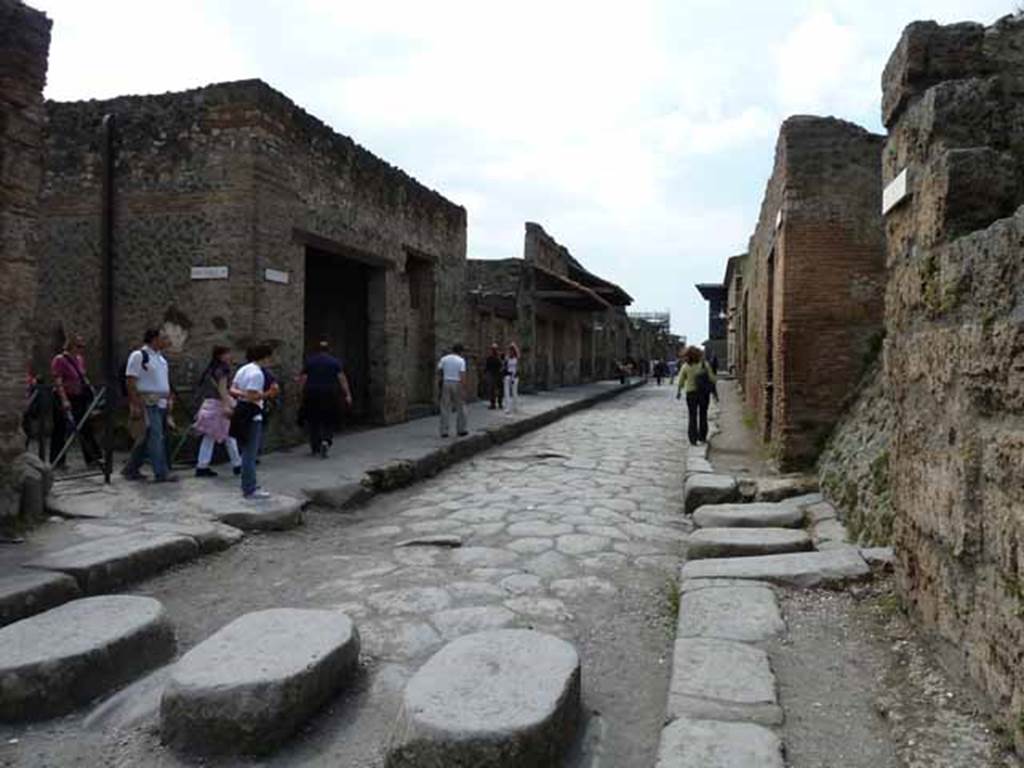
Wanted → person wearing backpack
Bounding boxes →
[49,333,101,469]
[675,346,717,446]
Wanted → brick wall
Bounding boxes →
[0,0,50,522]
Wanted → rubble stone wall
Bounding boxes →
[881,16,1024,750]
[0,0,50,524]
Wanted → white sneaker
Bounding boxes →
[245,489,271,500]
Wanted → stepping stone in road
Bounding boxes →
[0,595,175,720]
[684,474,740,515]
[687,528,812,559]
[140,520,244,553]
[161,608,360,755]
[755,475,819,502]
[0,569,81,627]
[667,638,782,726]
[387,629,581,768]
[680,548,870,588]
[656,717,784,768]
[26,531,200,594]
[212,494,304,531]
[677,586,785,642]
[692,503,803,530]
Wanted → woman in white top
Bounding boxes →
[503,342,520,414]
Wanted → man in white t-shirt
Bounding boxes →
[123,328,176,482]
[231,344,273,499]
[437,344,468,438]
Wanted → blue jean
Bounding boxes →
[126,404,169,479]
[241,419,263,496]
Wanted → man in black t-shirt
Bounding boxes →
[484,344,504,410]
[298,340,352,458]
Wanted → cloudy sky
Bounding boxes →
[34,0,1009,343]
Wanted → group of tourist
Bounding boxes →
[435,341,521,439]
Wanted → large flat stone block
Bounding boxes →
[0,595,175,720]
[212,494,304,531]
[754,475,819,503]
[683,474,739,514]
[677,586,785,642]
[680,549,870,588]
[656,717,784,768]
[692,503,803,530]
[0,569,80,627]
[687,528,811,559]
[667,638,781,726]
[387,629,581,768]
[161,608,359,755]
[26,532,200,593]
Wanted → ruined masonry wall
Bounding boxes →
[881,16,1024,752]
[0,0,50,523]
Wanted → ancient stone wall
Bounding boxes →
[38,79,466,432]
[742,116,885,468]
[0,0,50,525]
[881,16,1024,750]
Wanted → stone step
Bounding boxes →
[677,586,785,642]
[692,503,804,530]
[161,608,359,755]
[683,473,740,514]
[387,629,581,767]
[755,475,819,502]
[212,494,304,531]
[0,570,81,627]
[667,638,782,726]
[0,595,176,720]
[680,548,870,588]
[26,532,200,594]
[656,717,784,768]
[687,528,812,559]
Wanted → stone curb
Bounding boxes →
[326,380,646,509]
[0,570,81,628]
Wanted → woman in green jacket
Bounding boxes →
[676,346,716,445]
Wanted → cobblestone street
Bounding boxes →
[1,385,688,767]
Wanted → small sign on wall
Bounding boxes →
[882,168,910,215]
[264,268,290,285]
[190,266,229,280]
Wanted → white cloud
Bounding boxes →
[776,11,864,113]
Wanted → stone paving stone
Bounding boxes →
[161,608,359,755]
[860,546,895,569]
[450,508,508,524]
[522,550,578,579]
[504,596,572,621]
[686,458,714,474]
[635,555,680,572]
[679,578,775,593]
[213,494,304,531]
[362,619,442,660]
[803,499,838,524]
[556,534,611,555]
[677,586,785,642]
[506,537,554,555]
[500,573,545,595]
[26,532,200,594]
[387,629,581,768]
[683,473,740,514]
[367,587,453,615]
[755,475,819,502]
[667,638,782,726]
[687,528,812,559]
[140,520,245,553]
[811,518,851,549]
[680,548,870,587]
[507,520,574,538]
[446,581,505,601]
[550,576,617,598]
[0,570,81,627]
[655,717,784,768]
[431,605,516,640]
[576,524,629,540]
[0,595,175,720]
[450,546,518,568]
[691,503,804,530]
[395,534,463,548]
[581,553,629,570]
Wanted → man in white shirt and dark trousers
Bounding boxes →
[231,344,274,500]
[123,329,176,482]
[437,344,468,438]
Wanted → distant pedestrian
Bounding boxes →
[503,342,520,414]
[484,343,504,410]
[707,351,720,375]
[193,345,241,478]
[123,329,177,482]
[298,340,352,458]
[49,333,101,469]
[676,346,716,446]
[230,344,273,499]
[654,359,665,386]
[438,344,468,437]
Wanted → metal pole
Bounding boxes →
[101,114,116,484]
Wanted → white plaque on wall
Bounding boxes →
[882,168,909,215]
[264,268,290,285]
[190,265,228,280]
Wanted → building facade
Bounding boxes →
[37,80,466,436]
[695,282,727,366]
[738,116,885,468]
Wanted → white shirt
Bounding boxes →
[125,345,170,407]
[232,363,266,419]
[437,353,466,382]
[506,357,518,377]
